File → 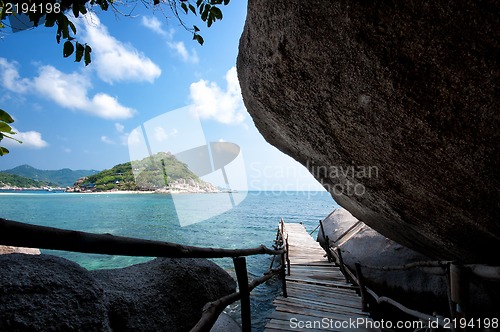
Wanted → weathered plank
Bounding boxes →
[264,222,380,332]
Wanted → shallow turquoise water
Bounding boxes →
[0,190,337,330]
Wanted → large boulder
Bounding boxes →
[237,0,499,263]
[0,254,236,331]
[0,254,109,331]
[91,257,236,332]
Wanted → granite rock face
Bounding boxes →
[0,254,109,331]
[237,0,499,263]
[0,254,236,331]
[91,257,236,332]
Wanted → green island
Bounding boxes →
[71,152,218,193]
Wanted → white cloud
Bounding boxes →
[141,16,168,37]
[115,123,125,133]
[153,126,178,143]
[33,65,91,110]
[167,41,199,63]
[83,15,161,84]
[89,93,134,120]
[3,127,48,149]
[33,65,134,120]
[0,58,31,93]
[141,16,199,64]
[101,135,114,144]
[154,126,168,142]
[189,67,247,124]
[0,59,135,120]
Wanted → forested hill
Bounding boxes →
[0,172,59,188]
[2,165,98,187]
[78,152,207,191]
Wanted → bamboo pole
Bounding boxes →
[233,257,251,332]
[0,218,284,258]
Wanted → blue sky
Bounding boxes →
[0,1,325,191]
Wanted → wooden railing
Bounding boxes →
[0,217,289,332]
[317,219,500,331]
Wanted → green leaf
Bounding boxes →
[0,109,14,124]
[211,6,222,20]
[201,5,209,21]
[180,2,188,14]
[45,17,55,28]
[0,122,14,133]
[63,41,74,58]
[72,3,80,17]
[0,147,9,156]
[196,0,203,7]
[75,42,85,62]
[193,34,204,45]
[84,45,92,66]
[68,20,77,35]
[98,0,109,11]
[188,4,196,15]
[79,4,88,15]
[56,26,61,43]
[224,0,230,5]
[193,25,200,32]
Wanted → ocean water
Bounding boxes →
[0,190,337,331]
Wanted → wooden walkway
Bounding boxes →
[264,223,380,332]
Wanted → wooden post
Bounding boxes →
[325,235,332,262]
[450,263,469,331]
[336,248,350,283]
[286,235,290,276]
[445,263,457,332]
[319,219,326,245]
[233,257,251,332]
[280,251,288,298]
[355,263,368,312]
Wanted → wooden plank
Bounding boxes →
[274,298,368,316]
[285,292,361,307]
[266,222,380,332]
[284,293,363,310]
[286,281,359,296]
[286,276,359,289]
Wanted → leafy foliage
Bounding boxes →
[0,0,231,65]
[0,109,21,156]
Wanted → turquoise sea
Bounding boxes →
[0,190,337,331]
